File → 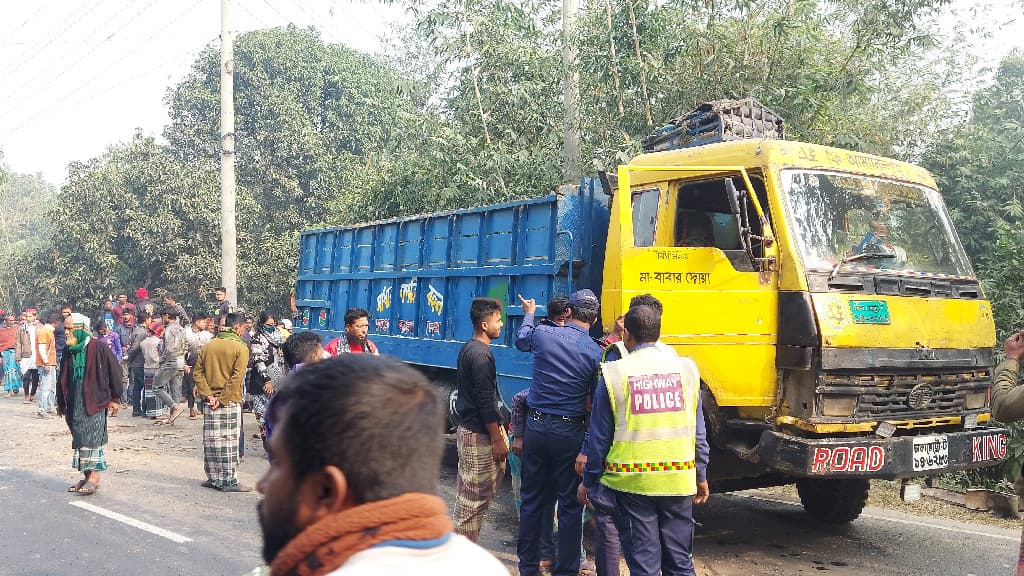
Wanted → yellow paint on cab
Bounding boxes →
[602,139,995,428]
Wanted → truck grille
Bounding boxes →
[817,370,990,419]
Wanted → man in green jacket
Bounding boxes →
[194,312,251,492]
[990,330,1024,576]
[991,331,1023,444]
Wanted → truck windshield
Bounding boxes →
[780,170,973,278]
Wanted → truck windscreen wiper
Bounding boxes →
[828,251,896,281]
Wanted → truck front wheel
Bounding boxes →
[796,478,869,524]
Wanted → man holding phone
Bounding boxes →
[193,312,251,492]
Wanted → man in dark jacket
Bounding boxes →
[56,313,123,496]
[120,310,149,415]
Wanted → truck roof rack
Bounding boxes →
[643,98,785,153]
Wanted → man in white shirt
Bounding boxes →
[15,307,41,403]
[256,354,508,576]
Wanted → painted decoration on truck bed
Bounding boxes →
[427,284,444,316]
[376,285,392,313]
[426,321,441,336]
[400,280,418,304]
[375,319,390,333]
[399,320,415,334]
[302,308,310,327]
[318,309,328,328]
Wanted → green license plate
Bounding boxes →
[850,300,891,324]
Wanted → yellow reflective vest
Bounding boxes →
[599,345,700,496]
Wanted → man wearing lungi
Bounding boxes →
[194,312,251,492]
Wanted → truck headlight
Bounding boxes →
[821,395,858,417]
[965,391,987,410]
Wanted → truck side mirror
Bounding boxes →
[725,178,742,215]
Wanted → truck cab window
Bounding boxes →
[631,187,661,247]
[674,176,769,251]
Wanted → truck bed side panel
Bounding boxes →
[296,179,610,403]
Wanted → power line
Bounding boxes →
[0,0,141,104]
[1,2,51,41]
[0,0,160,120]
[0,0,105,81]
[258,0,294,26]
[3,44,207,135]
[0,0,205,127]
[236,0,274,29]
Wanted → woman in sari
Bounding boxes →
[56,313,122,495]
[1,312,21,397]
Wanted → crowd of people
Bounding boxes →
[0,288,379,494]
[0,285,710,576]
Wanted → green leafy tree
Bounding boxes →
[923,51,1024,488]
[164,26,433,311]
[0,155,57,311]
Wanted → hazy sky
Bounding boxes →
[0,0,1021,185]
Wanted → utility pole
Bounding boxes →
[220,0,238,304]
[562,0,581,182]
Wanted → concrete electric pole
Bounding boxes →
[220,0,238,305]
[561,0,581,182]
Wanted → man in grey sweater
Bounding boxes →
[153,307,187,424]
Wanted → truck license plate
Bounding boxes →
[912,435,949,471]
[850,300,890,324]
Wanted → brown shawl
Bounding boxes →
[269,492,453,576]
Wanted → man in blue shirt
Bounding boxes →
[515,289,603,576]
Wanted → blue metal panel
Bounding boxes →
[296,179,611,400]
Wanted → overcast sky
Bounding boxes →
[0,0,1021,185]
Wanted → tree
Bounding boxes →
[0,154,56,311]
[164,26,436,312]
[922,51,1024,488]
[27,133,220,314]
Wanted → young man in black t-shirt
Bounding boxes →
[453,297,508,543]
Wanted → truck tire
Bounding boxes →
[796,478,869,524]
[441,381,459,434]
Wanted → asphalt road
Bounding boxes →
[693,492,1018,575]
[0,397,1018,575]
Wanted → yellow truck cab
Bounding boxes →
[603,117,1008,522]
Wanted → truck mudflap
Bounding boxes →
[756,426,1009,480]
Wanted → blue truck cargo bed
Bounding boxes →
[295,178,610,404]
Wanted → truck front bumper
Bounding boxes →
[756,426,1009,480]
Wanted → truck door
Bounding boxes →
[606,166,779,409]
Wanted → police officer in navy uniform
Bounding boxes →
[515,289,603,576]
[580,304,710,576]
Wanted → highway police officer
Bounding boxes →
[580,304,710,576]
[515,289,603,576]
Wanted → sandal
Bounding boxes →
[77,481,99,495]
[153,418,169,426]
[67,480,86,492]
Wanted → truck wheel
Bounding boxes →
[441,382,459,434]
[796,478,869,524]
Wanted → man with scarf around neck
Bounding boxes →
[56,313,123,495]
[194,312,251,492]
[257,354,508,576]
